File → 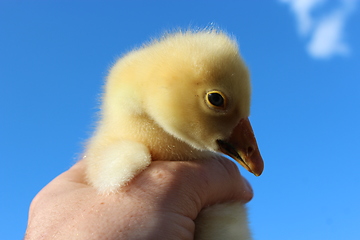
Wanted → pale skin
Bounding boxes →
[25,157,253,240]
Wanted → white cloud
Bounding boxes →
[280,0,358,59]
[280,0,325,34]
[307,11,349,58]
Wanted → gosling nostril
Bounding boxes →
[247,146,254,156]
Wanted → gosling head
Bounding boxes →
[104,30,264,176]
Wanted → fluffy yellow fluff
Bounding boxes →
[84,30,263,240]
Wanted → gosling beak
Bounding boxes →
[217,118,264,176]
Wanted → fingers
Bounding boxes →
[46,155,252,221]
[126,156,253,220]
[26,156,252,239]
[181,157,253,206]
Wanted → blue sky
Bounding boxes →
[1,1,359,239]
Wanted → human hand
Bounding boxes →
[25,157,253,240]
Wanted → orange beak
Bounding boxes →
[217,118,264,176]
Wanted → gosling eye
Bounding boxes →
[206,91,227,109]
